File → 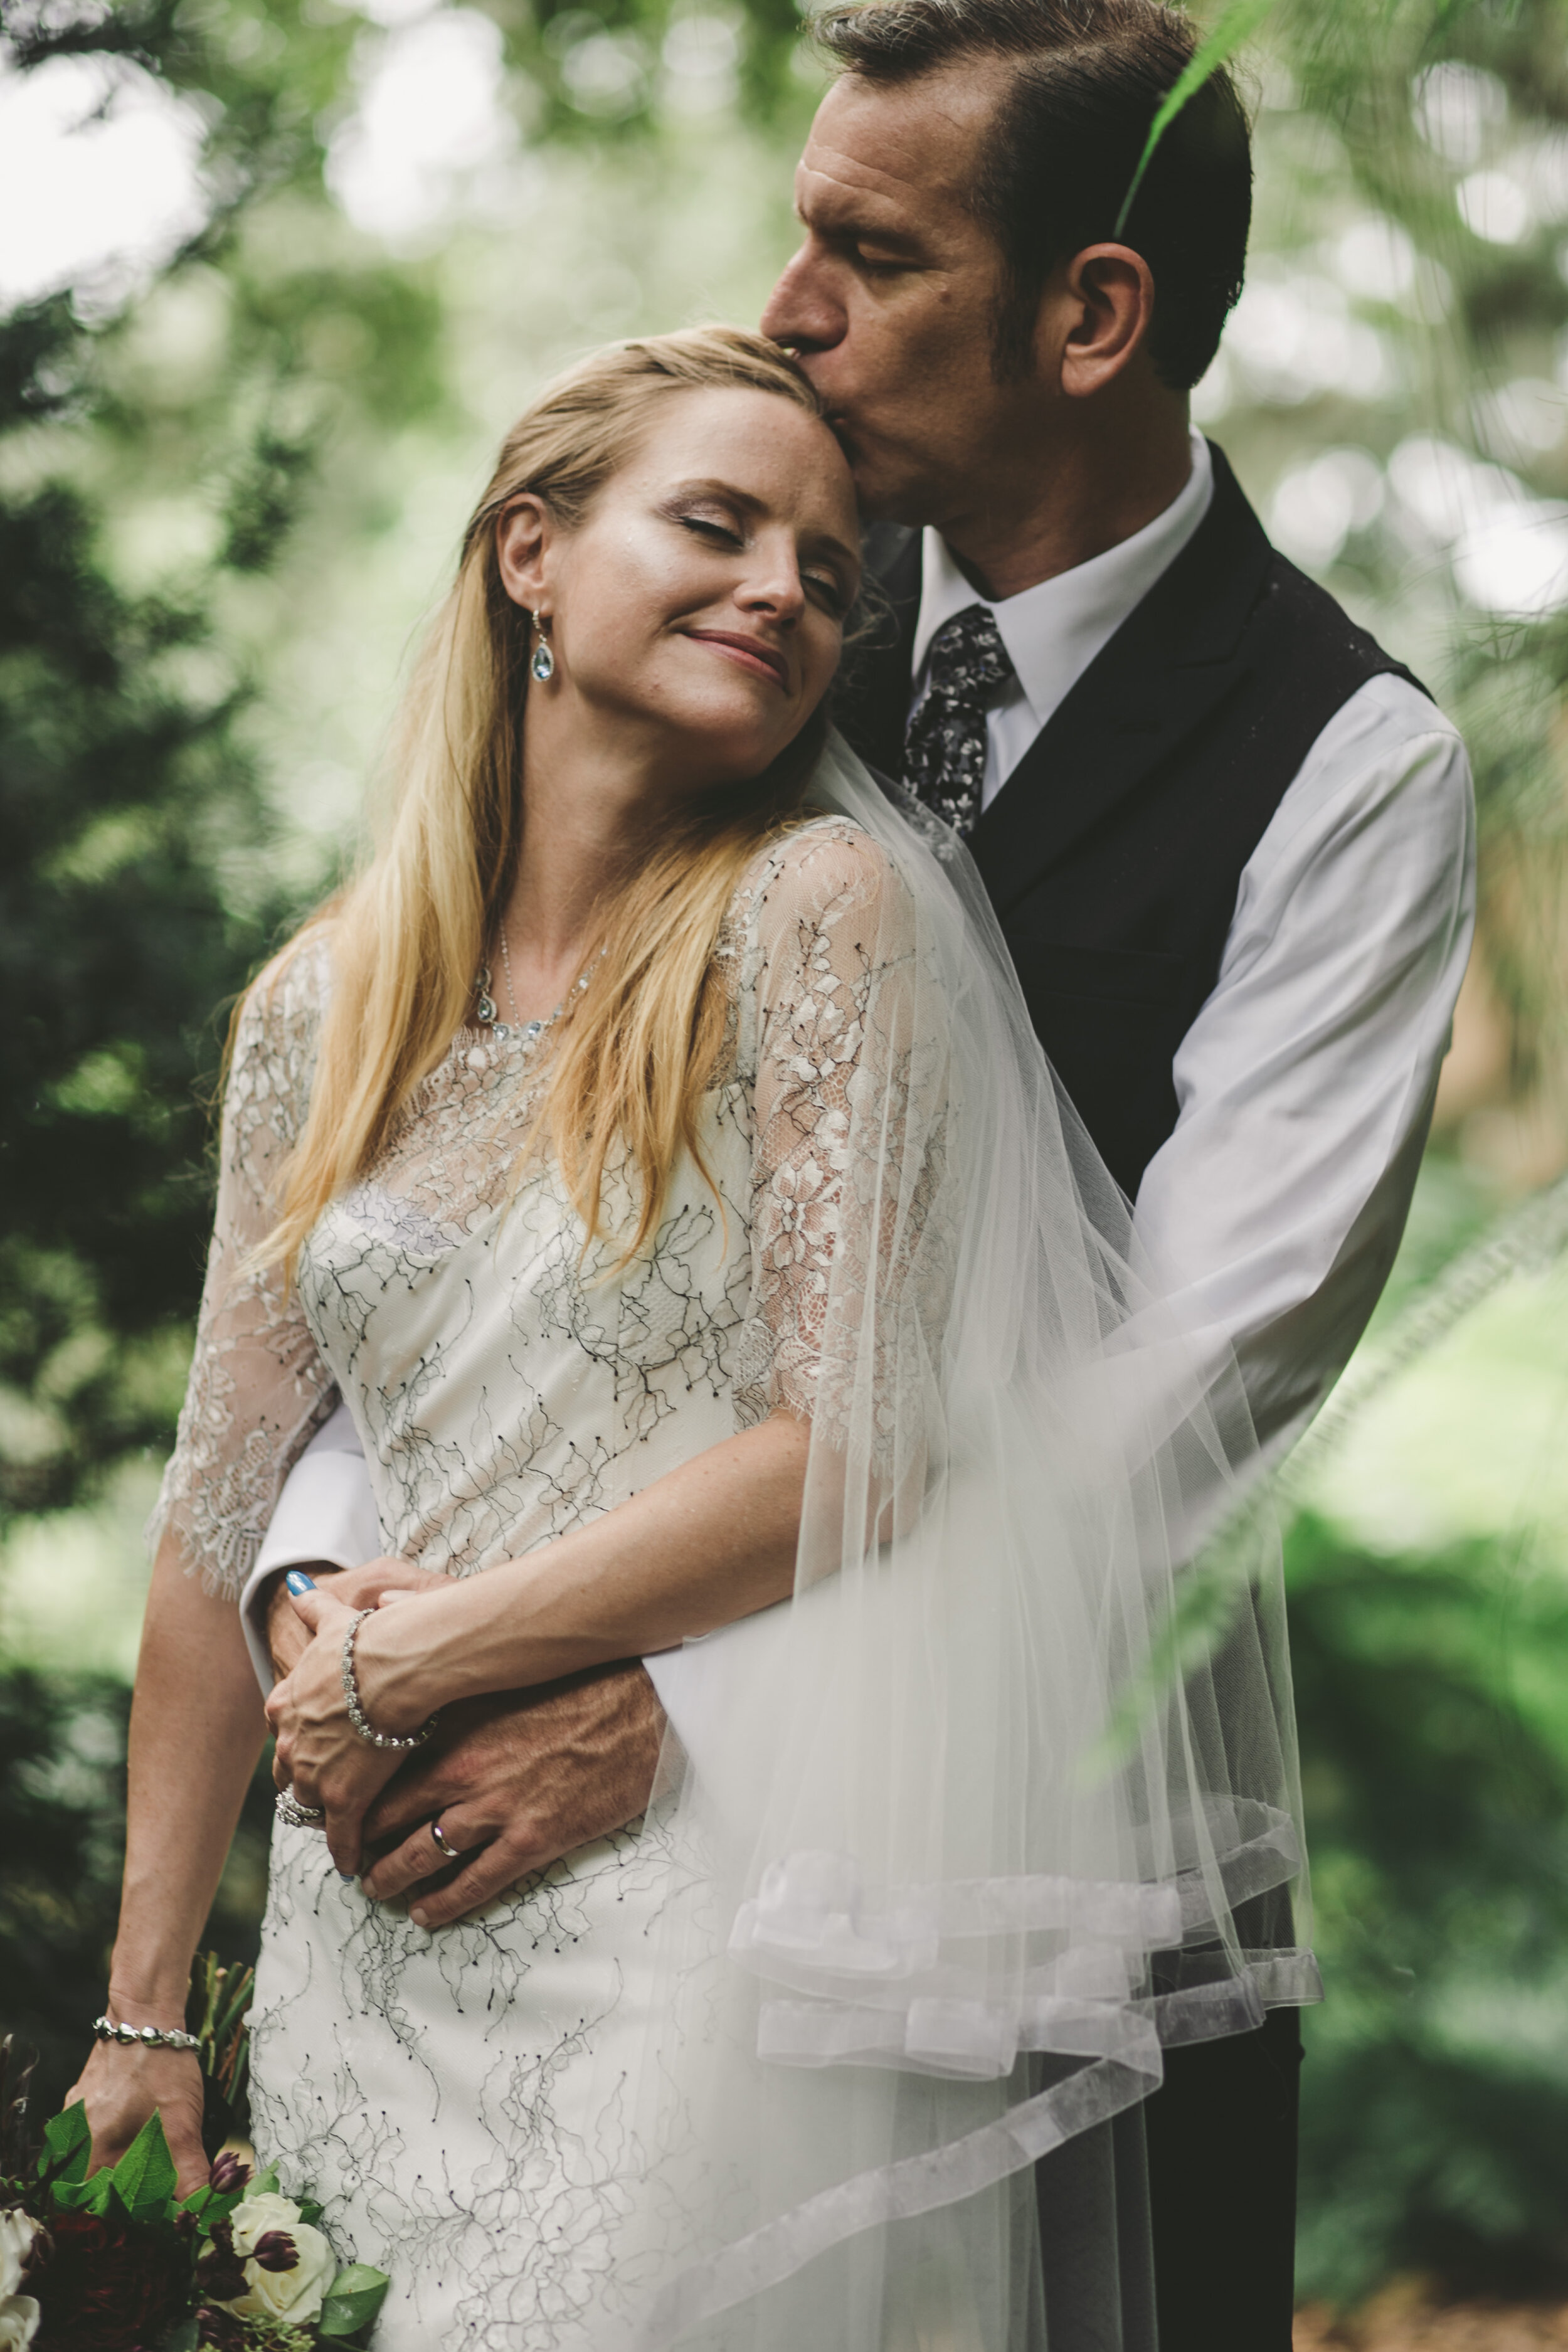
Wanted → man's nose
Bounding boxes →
[761,242,844,356]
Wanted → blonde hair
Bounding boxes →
[253,327,832,1276]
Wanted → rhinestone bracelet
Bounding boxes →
[341,1608,440,1752]
[93,2015,201,2052]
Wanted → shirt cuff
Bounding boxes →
[240,1428,384,1696]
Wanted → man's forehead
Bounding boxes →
[798,65,1007,215]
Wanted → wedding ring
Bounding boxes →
[429,1820,462,1860]
[276,1788,326,1830]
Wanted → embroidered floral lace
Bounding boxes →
[149,817,913,1600]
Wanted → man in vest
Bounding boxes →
[243,3,1474,2341]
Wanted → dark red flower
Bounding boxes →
[206,2151,252,2197]
[30,2206,190,2352]
[248,2228,297,2274]
[194,2307,246,2351]
[192,2220,247,2304]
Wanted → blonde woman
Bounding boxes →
[73,330,1310,2351]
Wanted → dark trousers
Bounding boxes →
[1036,2008,1302,2350]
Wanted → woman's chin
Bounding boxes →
[662,711,805,790]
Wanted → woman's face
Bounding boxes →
[497,386,861,790]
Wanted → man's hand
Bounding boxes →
[263,1556,445,1678]
[358,1662,667,1928]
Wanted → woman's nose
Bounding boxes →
[738,556,806,621]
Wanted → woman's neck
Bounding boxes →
[497,708,672,1022]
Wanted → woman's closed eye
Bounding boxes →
[803,567,850,617]
[679,511,743,549]
[679,509,849,618]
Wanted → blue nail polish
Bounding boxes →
[285,1570,317,1596]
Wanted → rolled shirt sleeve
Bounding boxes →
[1133,672,1476,1454]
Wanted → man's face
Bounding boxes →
[761,65,1041,527]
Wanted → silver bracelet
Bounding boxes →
[93,2015,201,2052]
[341,1608,440,1751]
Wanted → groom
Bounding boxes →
[245,1,1473,2343]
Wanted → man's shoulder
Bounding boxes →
[1250,543,1431,704]
[1199,444,1429,709]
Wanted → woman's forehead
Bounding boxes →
[623,386,857,524]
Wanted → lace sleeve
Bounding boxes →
[735,820,935,1441]
[147,938,340,1598]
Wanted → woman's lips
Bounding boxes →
[686,630,789,691]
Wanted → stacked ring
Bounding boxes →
[275,1788,326,1830]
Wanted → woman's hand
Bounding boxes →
[66,2035,208,2201]
[267,1585,408,1877]
[264,1555,448,1682]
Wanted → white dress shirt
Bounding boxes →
[911,429,1217,803]
[240,433,1476,1695]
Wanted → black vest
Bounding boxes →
[836,443,1427,1201]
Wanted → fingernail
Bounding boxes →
[410,1907,428,1927]
[337,1871,356,1885]
[285,1571,316,1596]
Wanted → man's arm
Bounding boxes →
[1133,674,1476,1456]
[252,1405,674,1920]
[239,1401,383,1688]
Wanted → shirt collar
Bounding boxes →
[911,430,1215,734]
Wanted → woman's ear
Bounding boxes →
[496,494,554,612]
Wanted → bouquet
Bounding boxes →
[0,1963,389,2351]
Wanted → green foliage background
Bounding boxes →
[4,0,1568,2314]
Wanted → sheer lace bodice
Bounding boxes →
[152,815,905,1597]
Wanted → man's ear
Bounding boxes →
[1042,243,1157,399]
[496,494,554,612]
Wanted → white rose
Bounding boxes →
[220,2190,337,2328]
[0,2296,40,2351]
[0,2213,38,2303]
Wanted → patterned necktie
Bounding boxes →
[903,603,1016,840]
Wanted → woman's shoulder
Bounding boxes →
[733,812,908,940]
[227,921,335,1113]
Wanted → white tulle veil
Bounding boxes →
[596,732,1319,2351]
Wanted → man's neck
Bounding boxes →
[938,403,1195,605]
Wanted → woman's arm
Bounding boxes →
[268,1409,810,1873]
[65,1536,270,2196]
[379,1408,809,1701]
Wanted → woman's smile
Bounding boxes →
[683,627,791,691]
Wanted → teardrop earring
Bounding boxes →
[530,612,555,683]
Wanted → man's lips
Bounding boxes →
[686,630,790,691]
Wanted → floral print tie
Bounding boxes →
[902,604,1016,840]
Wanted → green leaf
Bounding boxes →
[319,2263,391,2338]
[108,2109,179,2222]
[160,2321,199,2352]
[50,2175,104,2212]
[54,2154,116,2211]
[1114,0,1276,234]
[178,2180,245,2230]
[40,2099,92,2185]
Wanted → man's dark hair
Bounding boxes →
[813,0,1252,389]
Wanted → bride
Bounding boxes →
[73,327,1313,2349]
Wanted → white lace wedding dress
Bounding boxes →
[153,817,883,2351]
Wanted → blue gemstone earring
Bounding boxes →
[530,611,554,683]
